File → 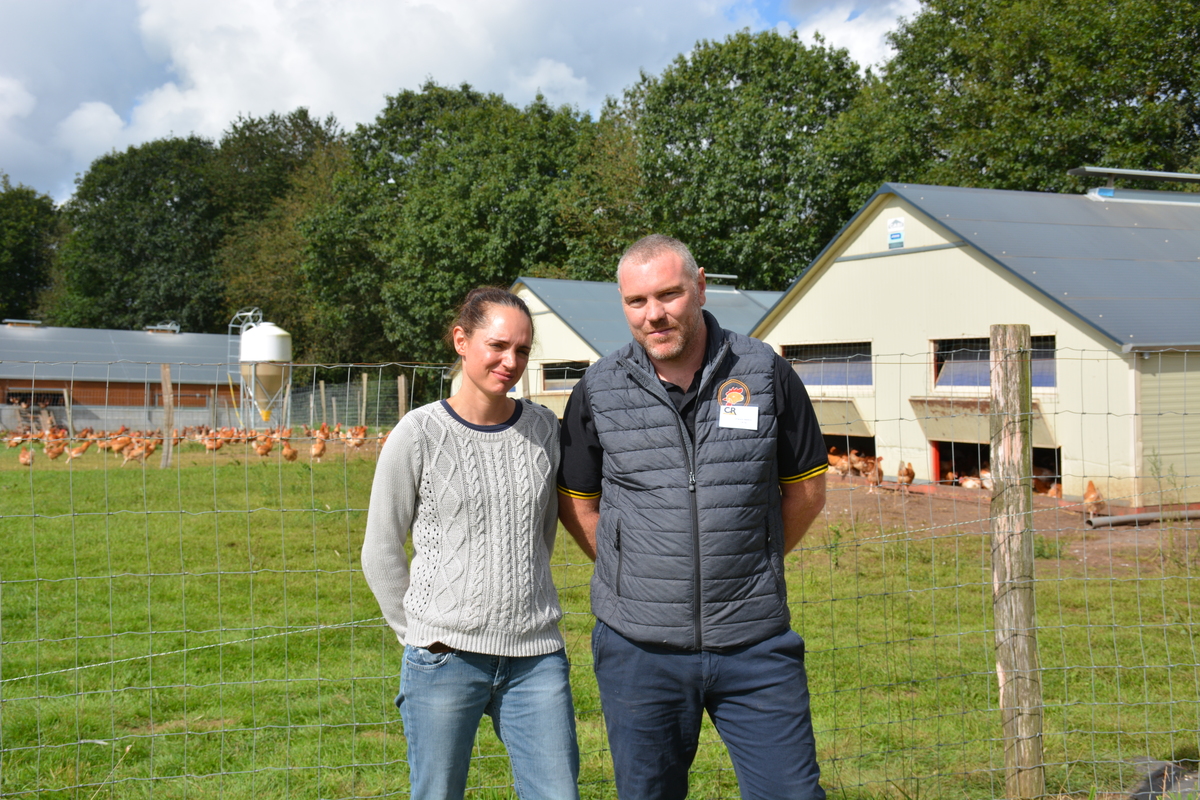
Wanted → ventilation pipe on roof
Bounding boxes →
[1069,165,1200,205]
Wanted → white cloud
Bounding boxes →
[0,76,36,123]
[509,59,590,108]
[787,0,921,70]
[117,0,757,144]
[55,101,127,162]
[2,0,916,199]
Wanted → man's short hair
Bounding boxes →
[617,234,700,284]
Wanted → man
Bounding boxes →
[558,234,829,799]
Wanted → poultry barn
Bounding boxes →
[0,321,240,433]
[753,171,1200,510]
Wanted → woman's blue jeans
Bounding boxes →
[397,646,580,800]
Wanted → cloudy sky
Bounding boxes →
[0,0,919,202]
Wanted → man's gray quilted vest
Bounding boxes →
[585,318,789,650]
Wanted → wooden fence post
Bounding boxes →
[63,388,74,437]
[319,380,327,427]
[361,372,369,426]
[160,364,174,469]
[397,374,408,421]
[990,324,1045,800]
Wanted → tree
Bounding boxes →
[311,82,592,363]
[0,174,58,321]
[555,98,651,281]
[627,29,862,288]
[817,0,1200,206]
[213,108,342,225]
[219,141,392,365]
[49,136,226,332]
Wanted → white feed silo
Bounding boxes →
[239,322,292,423]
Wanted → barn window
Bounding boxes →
[542,361,589,391]
[934,336,1056,387]
[783,342,872,385]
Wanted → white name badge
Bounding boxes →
[718,404,759,430]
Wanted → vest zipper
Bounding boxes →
[670,412,702,648]
[615,519,623,596]
[618,337,731,651]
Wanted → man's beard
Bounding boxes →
[634,308,703,363]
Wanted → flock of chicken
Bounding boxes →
[4,422,383,467]
[827,446,1108,517]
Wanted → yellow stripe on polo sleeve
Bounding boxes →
[779,463,829,485]
[558,485,602,499]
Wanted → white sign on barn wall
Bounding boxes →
[887,216,905,249]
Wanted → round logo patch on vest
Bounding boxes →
[718,378,751,406]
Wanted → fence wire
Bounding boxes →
[0,348,1197,799]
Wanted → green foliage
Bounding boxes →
[322,82,591,362]
[217,140,392,366]
[0,173,58,321]
[628,29,862,289]
[51,136,227,332]
[27,3,1200,357]
[213,107,343,225]
[818,0,1200,207]
[555,99,651,280]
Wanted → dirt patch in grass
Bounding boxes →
[128,716,239,735]
[818,475,1200,578]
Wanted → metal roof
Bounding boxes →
[0,324,234,384]
[515,277,782,358]
[770,183,1200,348]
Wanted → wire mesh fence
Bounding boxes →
[1,345,1197,799]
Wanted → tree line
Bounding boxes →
[3,0,1199,365]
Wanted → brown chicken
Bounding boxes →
[1048,482,1063,499]
[66,440,92,461]
[979,466,994,491]
[897,461,915,493]
[310,437,327,463]
[345,425,368,450]
[828,450,851,479]
[1084,480,1105,519]
[122,442,148,466]
[848,450,871,477]
[959,474,983,490]
[865,457,884,494]
[44,441,68,460]
[281,440,299,462]
[19,446,34,467]
[255,437,275,458]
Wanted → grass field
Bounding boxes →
[3,441,1200,798]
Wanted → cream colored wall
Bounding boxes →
[760,196,1138,502]
[516,286,600,412]
[1138,352,1200,505]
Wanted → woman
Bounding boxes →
[362,287,579,800]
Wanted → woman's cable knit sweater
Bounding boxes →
[362,399,565,657]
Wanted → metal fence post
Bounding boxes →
[990,323,1045,799]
